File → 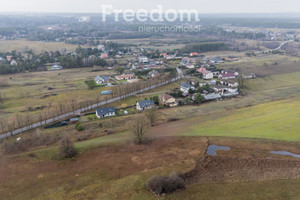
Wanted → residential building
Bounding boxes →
[190,52,199,57]
[96,107,116,118]
[148,70,159,78]
[115,73,135,80]
[95,75,109,84]
[180,83,195,93]
[101,54,109,59]
[139,56,149,63]
[159,94,177,107]
[202,70,214,80]
[136,100,155,111]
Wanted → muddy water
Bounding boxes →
[206,145,231,156]
[270,150,300,158]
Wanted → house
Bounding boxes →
[148,70,159,78]
[202,93,222,100]
[218,70,239,80]
[97,45,105,51]
[180,83,195,93]
[115,73,135,80]
[6,55,13,62]
[202,70,213,80]
[139,56,149,63]
[96,107,116,118]
[181,57,192,65]
[190,52,199,57]
[197,67,213,80]
[219,79,239,88]
[210,57,223,64]
[214,85,238,94]
[10,59,17,66]
[243,73,256,79]
[95,75,109,84]
[101,54,109,59]
[136,100,155,111]
[48,65,63,71]
[159,94,177,107]
[197,67,207,73]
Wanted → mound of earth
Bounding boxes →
[185,156,300,184]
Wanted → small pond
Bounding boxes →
[270,150,300,158]
[206,145,231,156]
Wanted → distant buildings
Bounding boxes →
[48,65,63,71]
[101,54,109,59]
[139,56,149,63]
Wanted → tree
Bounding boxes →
[58,136,77,159]
[145,106,157,126]
[237,74,245,90]
[116,67,125,74]
[194,93,205,104]
[132,116,149,144]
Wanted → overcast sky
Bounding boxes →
[0,0,300,13]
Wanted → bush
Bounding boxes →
[147,173,185,195]
[75,123,84,131]
[57,136,77,159]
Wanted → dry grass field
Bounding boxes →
[0,39,79,53]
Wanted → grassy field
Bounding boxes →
[0,39,79,53]
[0,68,116,119]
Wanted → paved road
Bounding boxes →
[272,40,293,51]
[0,69,183,139]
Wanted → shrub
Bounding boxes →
[147,173,185,196]
[57,136,77,159]
[75,123,84,131]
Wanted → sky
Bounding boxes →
[0,0,300,14]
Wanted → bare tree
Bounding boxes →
[237,74,246,90]
[132,116,150,144]
[145,106,158,126]
[57,136,77,159]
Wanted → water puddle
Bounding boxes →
[270,150,300,158]
[206,145,231,156]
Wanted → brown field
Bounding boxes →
[0,39,79,53]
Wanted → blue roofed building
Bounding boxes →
[96,107,116,119]
[136,100,155,111]
[95,75,109,84]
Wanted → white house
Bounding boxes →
[202,70,214,80]
[96,107,116,119]
[180,83,195,93]
[136,100,155,111]
[139,56,149,63]
[94,75,109,84]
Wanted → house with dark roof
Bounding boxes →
[96,107,116,119]
[95,75,109,84]
[136,100,155,111]
[148,70,159,78]
[180,83,195,94]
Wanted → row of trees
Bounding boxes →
[0,73,178,136]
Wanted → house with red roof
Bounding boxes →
[115,73,135,80]
[190,52,199,57]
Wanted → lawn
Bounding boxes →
[182,96,300,141]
